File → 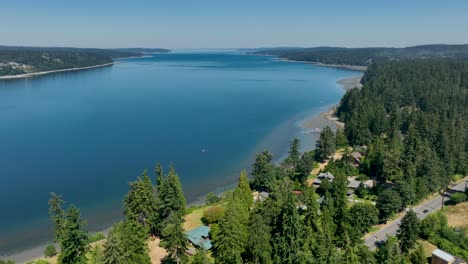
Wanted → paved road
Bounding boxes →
[364,179,468,250]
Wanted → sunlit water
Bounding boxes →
[0,51,357,255]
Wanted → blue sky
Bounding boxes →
[1,0,468,49]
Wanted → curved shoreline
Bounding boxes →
[302,74,363,131]
[0,62,115,80]
[1,58,364,264]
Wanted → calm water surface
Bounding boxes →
[0,51,357,254]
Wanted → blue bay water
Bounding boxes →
[0,51,357,254]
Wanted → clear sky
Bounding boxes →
[1,0,468,49]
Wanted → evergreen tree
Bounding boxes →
[409,243,426,264]
[58,205,89,264]
[271,180,304,264]
[335,129,349,148]
[315,126,336,162]
[376,189,402,222]
[103,220,150,264]
[376,236,401,264]
[397,210,420,253]
[123,170,159,235]
[347,203,379,244]
[103,229,124,264]
[297,150,315,184]
[48,193,65,241]
[191,248,212,264]
[161,213,188,264]
[252,151,276,191]
[247,206,272,264]
[212,194,249,264]
[88,245,104,264]
[284,138,301,169]
[236,170,253,209]
[159,164,187,220]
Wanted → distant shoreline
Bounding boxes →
[0,62,115,80]
[278,57,368,71]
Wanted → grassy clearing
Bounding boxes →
[418,239,437,258]
[444,201,468,229]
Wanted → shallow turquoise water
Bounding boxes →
[0,51,357,254]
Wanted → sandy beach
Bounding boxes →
[0,62,115,80]
[303,74,363,131]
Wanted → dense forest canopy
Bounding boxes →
[338,60,468,200]
[251,44,468,66]
[0,45,169,76]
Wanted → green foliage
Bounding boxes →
[271,179,305,264]
[397,210,420,253]
[88,232,106,244]
[315,126,336,162]
[158,164,187,222]
[212,176,250,264]
[48,192,65,241]
[284,138,301,170]
[335,129,349,148]
[324,157,358,178]
[161,214,188,264]
[376,189,402,222]
[296,150,315,183]
[346,203,379,243]
[252,150,277,192]
[409,243,426,264]
[356,181,369,198]
[205,192,221,205]
[246,204,272,264]
[103,220,150,264]
[421,211,468,260]
[450,192,467,204]
[87,245,104,264]
[44,244,57,258]
[202,205,225,224]
[191,248,212,264]
[123,170,159,236]
[375,236,403,264]
[58,205,89,264]
[0,260,15,264]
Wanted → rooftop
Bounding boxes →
[432,249,454,262]
[186,226,212,250]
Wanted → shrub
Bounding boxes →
[88,232,106,244]
[450,193,467,205]
[43,244,56,257]
[205,192,221,205]
[202,205,225,224]
[34,260,50,264]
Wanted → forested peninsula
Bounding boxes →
[0,46,169,77]
[250,44,468,67]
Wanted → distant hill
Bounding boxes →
[250,44,468,66]
[0,45,148,77]
[112,48,170,54]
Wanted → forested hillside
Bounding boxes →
[251,44,468,66]
[338,60,468,201]
[0,46,142,76]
